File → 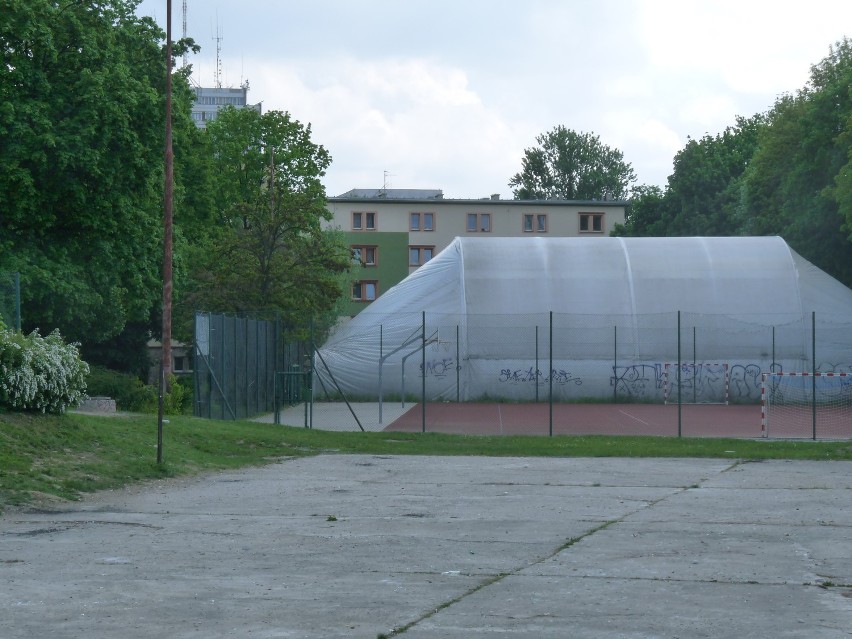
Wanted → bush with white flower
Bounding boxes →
[0,328,90,413]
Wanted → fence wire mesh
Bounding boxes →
[193,312,293,420]
[190,309,852,438]
[317,311,851,403]
[306,310,852,438]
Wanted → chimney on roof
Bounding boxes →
[490,193,500,201]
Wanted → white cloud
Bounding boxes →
[244,56,525,197]
[637,0,850,96]
[139,0,852,195]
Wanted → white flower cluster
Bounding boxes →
[0,328,90,414]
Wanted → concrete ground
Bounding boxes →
[1,455,851,638]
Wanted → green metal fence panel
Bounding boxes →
[193,311,289,421]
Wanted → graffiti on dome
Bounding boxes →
[415,358,852,397]
[666,363,730,402]
[608,361,852,402]
[611,364,663,399]
[498,367,582,386]
[419,358,456,378]
[728,364,763,401]
[818,362,852,374]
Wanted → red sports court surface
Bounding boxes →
[385,402,765,438]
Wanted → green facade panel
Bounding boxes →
[344,231,409,316]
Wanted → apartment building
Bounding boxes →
[326,189,627,316]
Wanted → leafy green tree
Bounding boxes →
[611,185,669,236]
[0,0,181,357]
[615,116,765,238]
[180,107,351,334]
[741,38,852,285]
[666,115,765,236]
[834,145,852,242]
[509,126,636,200]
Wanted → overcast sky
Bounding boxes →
[137,0,852,199]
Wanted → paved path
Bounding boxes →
[2,456,851,638]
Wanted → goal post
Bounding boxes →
[663,362,729,405]
[761,372,852,439]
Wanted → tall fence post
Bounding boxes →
[421,311,426,433]
[613,325,618,404]
[677,311,682,438]
[456,324,461,403]
[812,311,817,440]
[772,325,776,372]
[378,324,383,423]
[692,326,697,404]
[309,319,315,429]
[157,363,164,464]
[549,311,553,437]
[207,313,215,418]
[535,325,540,403]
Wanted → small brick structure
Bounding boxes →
[75,396,117,414]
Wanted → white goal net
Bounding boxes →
[761,372,852,439]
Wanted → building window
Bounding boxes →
[579,213,604,233]
[173,355,187,372]
[409,245,435,266]
[467,213,491,232]
[352,211,376,231]
[410,212,434,231]
[352,245,377,266]
[352,280,378,302]
[523,213,548,233]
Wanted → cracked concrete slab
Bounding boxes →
[1,456,851,638]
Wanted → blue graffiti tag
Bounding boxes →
[498,367,582,385]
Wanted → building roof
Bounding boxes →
[334,188,445,200]
[330,190,628,206]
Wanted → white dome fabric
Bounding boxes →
[316,237,852,403]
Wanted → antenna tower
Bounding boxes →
[213,23,223,88]
[182,0,188,68]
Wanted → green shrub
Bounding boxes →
[85,366,192,415]
[0,328,90,413]
[136,374,188,415]
[86,365,152,412]
[167,374,193,415]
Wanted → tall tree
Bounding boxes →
[180,107,350,333]
[509,126,636,200]
[741,38,852,285]
[0,0,187,364]
[665,115,765,236]
[611,185,670,237]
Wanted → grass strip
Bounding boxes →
[2,411,851,513]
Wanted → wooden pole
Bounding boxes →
[162,0,174,383]
[158,0,174,464]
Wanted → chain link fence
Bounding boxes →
[316,310,851,405]
[193,311,306,420]
[190,308,852,436]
